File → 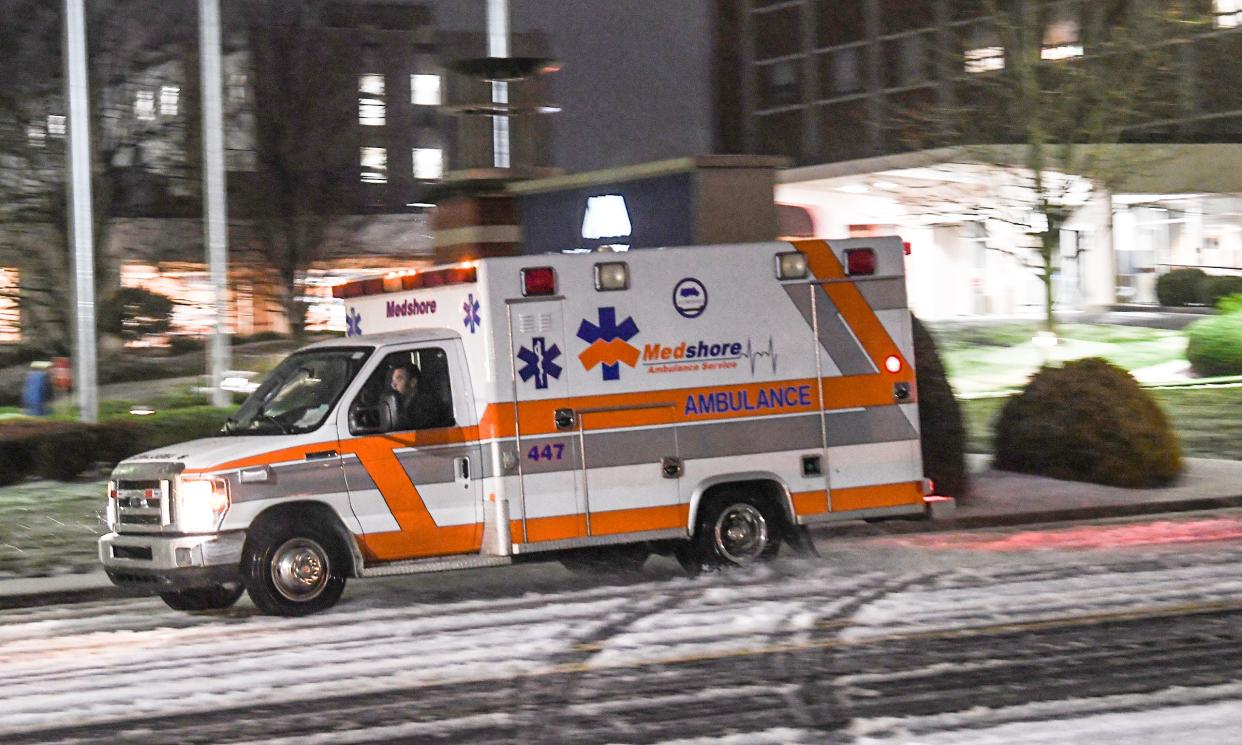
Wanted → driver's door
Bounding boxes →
[338,342,483,562]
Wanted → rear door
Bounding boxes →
[506,298,586,545]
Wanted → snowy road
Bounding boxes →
[4,513,1242,744]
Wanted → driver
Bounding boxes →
[379,363,452,432]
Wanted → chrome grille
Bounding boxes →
[114,479,171,533]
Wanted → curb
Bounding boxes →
[0,584,148,611]
[943,493,1242,531]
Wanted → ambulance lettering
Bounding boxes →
[385,297,438,318]
[683,384,812,416]
[643,337,779,375]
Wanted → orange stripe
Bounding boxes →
[829,481,924,512]
[589,504,688,536]
[791,490,829,517]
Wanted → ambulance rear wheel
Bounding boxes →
[158,584,244,612]
[689,495,782,570]
[243,523,346,617]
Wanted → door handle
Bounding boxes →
[455,456,470,480]
[554,408,576,431]
[305,449,339,461]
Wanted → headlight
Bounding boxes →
[178,477,230,533]
[106,480,118,531]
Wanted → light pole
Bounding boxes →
[63,0,97,423]
[487,0,510,168]
[200,0,230,407]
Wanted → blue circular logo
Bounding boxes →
[673,278,708,319]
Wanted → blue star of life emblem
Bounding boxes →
[517,337,563,390]
[345,307,363,337]
[463,293,481,334]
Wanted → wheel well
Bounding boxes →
[244,501,363,577]
[693,479,794,534]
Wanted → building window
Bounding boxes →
[761,60,799,107]
[831,47,864,95]
[1041,16,1083,61]
[1216,0,1242,28]
[412,147,443,180]
[159,85,180,117]
[359,74,386,126]
[964,46,1005,73]
[135,90,156,120]
[228,73,248,104]
[26,124,44,148]
[47,114,65,137]
[361,147,387,183]
[0,268,19,343]
[410,74,441,106]
[890,33,929,87]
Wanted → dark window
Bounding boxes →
[759,59,802,108]
[349,347,456,434]
[824,46,865,97]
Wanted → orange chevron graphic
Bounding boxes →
[579,338,641,371]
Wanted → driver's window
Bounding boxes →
[349,347,456,435]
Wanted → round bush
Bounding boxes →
[994,358,1181,488]
[913,317,968,499]
[1155,268,1207,307]
[1186,313,1242,377]
[1204,277,1242,308]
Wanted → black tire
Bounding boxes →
[159,584,245,612]
[685,492,783,571]
[560,545,649,576]
[243,521,347,617]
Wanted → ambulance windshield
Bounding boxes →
[223,347,373,436]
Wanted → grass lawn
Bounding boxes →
[0,480,104,578]
[961,384,1242,461]
[931,323,1187,395]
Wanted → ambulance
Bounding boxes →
[99,238,948,616]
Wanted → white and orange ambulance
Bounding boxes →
[99,238,949,615]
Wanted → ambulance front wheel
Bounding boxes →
[243,522,347,617]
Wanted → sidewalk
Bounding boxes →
[3,457,1242,608]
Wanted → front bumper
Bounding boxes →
[99,531,246,591]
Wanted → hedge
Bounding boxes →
[0,407,229,485]
[1155,268,1208,307]
[1185,299,1242,377]
[1203,277,1242,308]
[912,317,968,499]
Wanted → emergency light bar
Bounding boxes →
[332,264,478,299]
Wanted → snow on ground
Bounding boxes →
[1,530,1241,739]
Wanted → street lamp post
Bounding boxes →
[199,0,230,407]
[487,0,510,168]
[63,0,98,423]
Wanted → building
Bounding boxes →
[0,0,555,342]
[722,0,1242,317]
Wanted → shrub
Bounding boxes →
[1185,311,1242,377]
[994,358,1181,488]
[1155,268,1207,307]
[0,407,229,483]
[913,316,968,499]
[99,287,175,341]
[1203,277,1242,307]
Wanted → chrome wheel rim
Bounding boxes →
[271,538,330,602]
[713,503,768,564]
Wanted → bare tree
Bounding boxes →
[239,0,355,338]
[900,0,1200,332]
[0,0,195,351]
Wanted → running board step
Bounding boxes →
[361,554,513,578]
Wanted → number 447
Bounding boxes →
[527,443,564,462]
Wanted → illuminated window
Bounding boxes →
[26,125,44,148]
[410,74,441,106]
[47,114,65,137]
[135,90,156,120]
[159,85,180,116]
[361,147,387,183]
[359,74,386,126]
[228,73,248,104]
[1217,0,1242,28]
[412,147,443,180]
[0,268,20,342]
[581,195,632,241]
[964,47,1005,73]
[1041,17,1082,61]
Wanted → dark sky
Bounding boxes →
[431,0,715,174]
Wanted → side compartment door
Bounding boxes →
[577,403,682,539]
[507,298,586,545]
[338,341,484,562]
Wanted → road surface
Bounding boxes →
[3,512,1242,744]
